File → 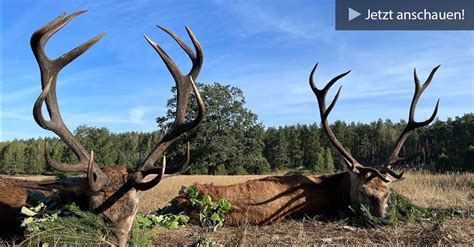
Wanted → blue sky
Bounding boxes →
[1,0,473,141]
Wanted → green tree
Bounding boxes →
[157,82,269,175]
[435,153,450,172]
[299,124,320,170]
[26,139,45,174]
[1,141,27,174]
[311,149,325,174]
[2,112,473,175]
[118,133,141,168]
[285,126,302,169]
[273,130,289,170]
[74,125,116,165]
[323,147,334,173]
[462,145,474,171]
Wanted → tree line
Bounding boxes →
[1,83,472,175]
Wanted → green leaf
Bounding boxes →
[154,215,165,223]
[211,213,221,223]
[21,207,37,217]
[33,202,45,213]
[21,217,34,227]
[168,221,179,229]
[178,214,190,224]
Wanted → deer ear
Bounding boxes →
[39,177,89,195]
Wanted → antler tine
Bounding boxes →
[31,10,107,185]
[309,63,357,170]
[146,26,203,80]
[156,26,196,64]
[357,166,390,183]
[386,65,440,168]
[184,25,204,79]
[132,26,205,191]
[143,34,183,83]
[31,11,105,71]
[87,150,103,192]
[379,167,404,180]
[132,77,204,190]
[183,77,206,129]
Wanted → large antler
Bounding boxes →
[31,10,108,190]
[130,26,205,190]
[309,63,392,183]
[385,66,440,167]
[309,63,357,169]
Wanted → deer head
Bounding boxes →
[31,10,205,246]
[309,63,439,217]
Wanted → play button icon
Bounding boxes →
[348,7,361,21]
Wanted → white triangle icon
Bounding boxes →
[348,8,361,21]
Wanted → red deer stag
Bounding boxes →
[173,63,440,225]
[0,10,205,246]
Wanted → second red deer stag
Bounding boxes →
[0,10,205,246]
[172,63,440,225]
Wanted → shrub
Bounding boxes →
[135,212,189,230]
[435,153,457,172]
[181,186,231,231]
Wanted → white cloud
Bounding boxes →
[128,106,150,124]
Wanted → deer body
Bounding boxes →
[186,174,351,225]
[174,172,392,225]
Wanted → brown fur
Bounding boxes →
[0,178,55,237]
[0,165,139,245]
[172,171,391,225]
[89,165,139,245]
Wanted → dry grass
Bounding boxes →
[0,174,54,181]
[151,217,473,246]
[391,171,474,210]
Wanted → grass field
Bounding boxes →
[138,171,473,245]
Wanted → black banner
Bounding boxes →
[336,0,474,30]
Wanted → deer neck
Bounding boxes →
[320,172,352,210]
